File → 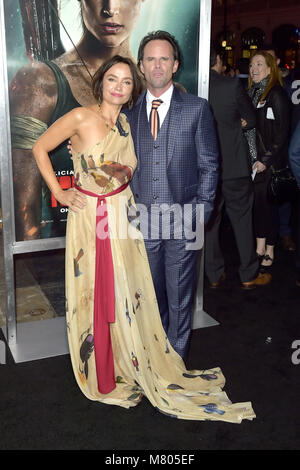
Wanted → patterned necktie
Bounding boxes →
[150,99,163,140]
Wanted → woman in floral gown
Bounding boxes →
[32,56,255,423]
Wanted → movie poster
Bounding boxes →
[5,0,200,241]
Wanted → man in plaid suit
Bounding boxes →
[128,31,219,361]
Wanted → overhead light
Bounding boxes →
[222,40,227,47]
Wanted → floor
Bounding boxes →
[1,221,300,450]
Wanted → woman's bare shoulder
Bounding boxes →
[69,106,96,121]
[62,107,102,130]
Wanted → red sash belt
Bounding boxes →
[75,182,129,394]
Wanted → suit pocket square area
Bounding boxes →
[257,100,266,108]
[266,107,275,120]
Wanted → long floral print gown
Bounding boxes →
[65,113,255,423]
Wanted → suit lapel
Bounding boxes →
[166,88,183,167]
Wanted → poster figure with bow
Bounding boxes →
[6,0,200,241]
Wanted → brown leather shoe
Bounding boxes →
[241,272,272,290]
[209,272,226,289]
[280,235,296,251]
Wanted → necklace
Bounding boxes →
[98,107,115,130]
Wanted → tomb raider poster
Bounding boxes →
[5,0,200,241]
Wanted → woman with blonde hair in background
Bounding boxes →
[246,50,291,268]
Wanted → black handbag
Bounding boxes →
[256,130,299,204]
[267,165,299,204]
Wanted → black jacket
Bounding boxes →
[209,70,256,180]
[255,83,291,170]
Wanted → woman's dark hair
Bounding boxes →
[92,55,142,108]
[137,30,182,72]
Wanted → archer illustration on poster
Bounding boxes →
[5,0,200,242]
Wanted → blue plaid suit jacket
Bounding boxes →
[126,85,219,222]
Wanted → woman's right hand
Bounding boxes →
[54,187,86,212]
[253,161,267,174]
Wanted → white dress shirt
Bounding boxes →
[146,84,174,127]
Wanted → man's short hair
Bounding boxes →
[210,41,224,68]
[262,43,280,58]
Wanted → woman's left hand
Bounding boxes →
[54,187,86,212]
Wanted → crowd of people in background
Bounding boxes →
[207,42,300,288]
